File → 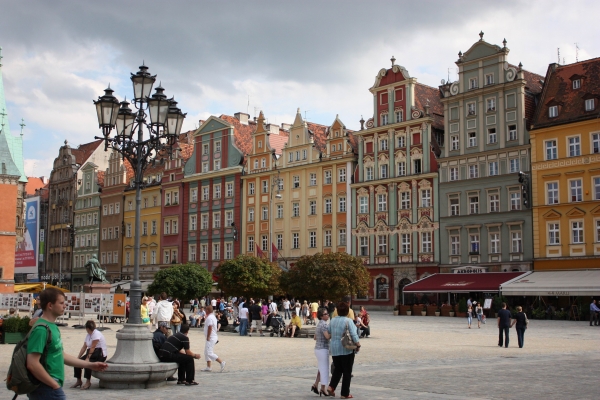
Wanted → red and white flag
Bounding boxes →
[271,243,279,262]
[257,247,265,258]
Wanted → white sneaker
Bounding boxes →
[220,361,226,372]
[201,368,212,372]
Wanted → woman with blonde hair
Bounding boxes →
[141,296,151,329]
[302,300,310,325]
[511,306,528,348]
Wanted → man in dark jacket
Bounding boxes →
[158,324,201,385]
[248,301,264,337]
[497,303,512,348]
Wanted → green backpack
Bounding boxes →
[6,322,52,398]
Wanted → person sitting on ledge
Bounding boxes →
[286,310,302,338]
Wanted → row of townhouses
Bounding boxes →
[8,34,598,308]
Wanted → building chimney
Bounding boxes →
[280,122,292,131]
[234,112,250,125]
[266,123,279,134]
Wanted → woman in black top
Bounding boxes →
[511,306,528,348]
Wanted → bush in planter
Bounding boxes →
[458,298,467,313]
[393,306,398,311]
[2,316,22,333]
[19,316,32,334]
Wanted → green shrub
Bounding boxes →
[2,316,21,333]
[19,316,31,334]
[458,298,467,313]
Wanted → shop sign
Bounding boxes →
[452,266,488,274]
[547,291,569,296]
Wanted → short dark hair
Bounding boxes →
[39,288,65,311]
[180,324,190,334]
[501,302,507,308]
[317,308,327,320]
[336,302,349,316]
[160,292,168,300]
[85,320,96,331]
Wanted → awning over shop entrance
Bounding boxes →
[500,270,600,296]
[403,272,529,293]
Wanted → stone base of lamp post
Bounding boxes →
[83,283,111,294]
[92,324,178,389]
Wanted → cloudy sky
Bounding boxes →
[1,0,599,178]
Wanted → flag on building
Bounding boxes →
[257,246,265,258]
[271,243,279,262]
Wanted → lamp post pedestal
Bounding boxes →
[93,324,177,389]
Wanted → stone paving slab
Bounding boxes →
[2,312,599,399]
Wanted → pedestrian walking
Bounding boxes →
[590,299,600,326]
[302,300,310,325]
[512,306,528,348]
[249,300,264,336]
[312,308,331,396]
[170,302,184,335]
[71,320,108,390]
[239,301,249,336]
[475,302,483,328]
[282,298,291,319]
[201,305,226,373]
[466,305,473,329]
[497,302,512,348]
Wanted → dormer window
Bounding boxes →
[549,105,558,118]
[573,79,581,89]
[585,98,595,111]
[469,77,478,89]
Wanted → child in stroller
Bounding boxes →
[269,313,285,337]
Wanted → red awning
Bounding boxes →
[403,272,527,293]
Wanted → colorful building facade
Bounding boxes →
[351,59,443,309]
[530,57,600,270]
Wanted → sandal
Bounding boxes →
[185,381,199,386]
[327,387,336,397]
[341,395,354,399]
[70,382,82,388]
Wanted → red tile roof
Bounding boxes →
[532,57,600,130]
[306,122,328,151]
[219,114,255,156]
[25,177,47,196]
[72,139,103,165]
[96,171,105,187]
[414,83,444,131]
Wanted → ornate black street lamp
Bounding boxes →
[91,64,185,388]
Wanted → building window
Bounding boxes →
[213,213,221,228]
[201,244,208,260]
[548,223,560,245]
[450,235,460,255]
[594,177,600,200]
[469,165,479,179]
[400,191,410,209]
[468,132,477,147]
[225,242,233,260]
[190,215,197,230]
[293,176,300,188]
[276,204,283,219]
[570,179,582,202]
[508,125,517,141]
[395,109,403,123]
[488,128,497,144]
[573,79,581,89]
[102,205,107,216]
[485,73,494,85]
[467,102,476,116]
[260,235,268,251]
[310,173,317,186]
[359,236,368,256]
[489,193,500,212]
[151,220,157,235]
[381,114,388,126]
[248,182,255,195]
[202,162,208,173]
[509,158,520,173]
[203,143,209,155]
[549,105,558,118]
[164,220,170,235]
[261,206,268,221]
[142,221,148,235]
[214,185,221,199]
[213,243,220,260]
[309,201,317,215]
[189,245,197,262]
[413,159,422,174]
[365,167,374,181]
[380,164,388,179]
[377,235,387,254]
[568,136,581,157]
[510,191,521,210]
[126,252,131,266]
[292,203,299,217]
[276,234,283,250]
[278,179,284,191]
[302,150,307,160]
[469,78,478,90]
[102,228,107,240]
[248,236,254,252]
[470,234,480,254]
[324,170,332,184]
[201,214,209,229]
[469,195,479,214]
[401,234,411,254]
[325,198,332,214]
[421,232,432,253]
[126,223,132,237]
[545,140,558,160]
[338,196,346,212]
[150,250,156,265]
[254,160,258,169]
[226,182,234,197]
[397,162,406,176]
[449,167,458,181]
[248,208,254,222]
[397,136,405,148]
[292,233,299,249]
[490,233,500,253]
[261,180,268,194]
[190,188,198,203]
[338,168,346,182]
[202,186,209,201]
[324,230,332,247]
[489,161,498,176]
[572,221,584,244]
[451,135,459,151]
[339,229,346,245]
[377,194,387,211]
[309,231,317,248]
[421,189,431,207]
[547,182,559,204]
[486,98,496,112]
[141,251,147,265]
[225,210,233,227]
[585,98,596,111]
[511,231,522,253]
[359,196,368,214]
[450,197,460,216]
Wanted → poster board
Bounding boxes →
[64,293,82,313]
[84,294,102,314]
[0,293,34,312]
[100,294,127,318]
[483,298,493,310]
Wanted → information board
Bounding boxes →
[483,298,493,309]
[0,293,34,311]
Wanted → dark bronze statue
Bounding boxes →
[85,254,109,284]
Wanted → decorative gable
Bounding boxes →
[542,209,562,219]
[591,205,600,215]
[565,207,586,218]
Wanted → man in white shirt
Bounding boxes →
[269,299,278,314]
[201,305,226,372]
[152,292,173,336]
[238,302,249,336]
[283,298,291,319]
[211,297,217,308]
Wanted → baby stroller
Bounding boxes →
[270,314,286,337]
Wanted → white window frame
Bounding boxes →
[547,182,559,204]
[359,196,368,214]
[570,179,582,202]
[545,139,558,160]
[468,132,477,147]
[568,136,581,157]
[571,220,584,244]
[421,232,432,253]
[548,223,560,245]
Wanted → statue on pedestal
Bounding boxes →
[85,254,109,284]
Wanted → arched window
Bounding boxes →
[375,276,389,299]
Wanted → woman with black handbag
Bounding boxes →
[326,302,361,399]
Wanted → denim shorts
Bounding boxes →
[28,383,66,400]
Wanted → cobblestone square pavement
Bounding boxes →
[2,312,598,399]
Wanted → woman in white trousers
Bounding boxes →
[312,308,331,396]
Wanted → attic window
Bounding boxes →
[585,98,595,111]
[573,79,581,89]
[549,105,558,118]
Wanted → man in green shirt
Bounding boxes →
[26,288,108,399]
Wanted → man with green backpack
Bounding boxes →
[6,287,108,399]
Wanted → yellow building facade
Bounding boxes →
[241,110,355,268]
[530,59,600,270]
